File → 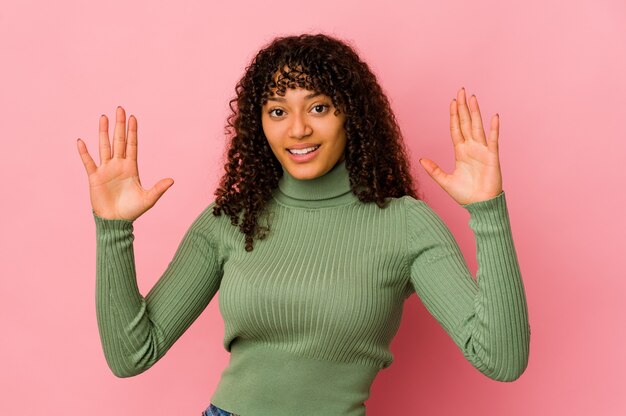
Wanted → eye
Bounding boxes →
[312,104,329,114]
[268,108,284,118]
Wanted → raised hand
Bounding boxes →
[419,87,503,206]
[76,106,174,221]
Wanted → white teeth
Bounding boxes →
[288,145,319,155]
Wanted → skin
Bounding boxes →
[419,87,503,205]
[75,87,501,221]
[76,107,174,221]
[261,85,347,181]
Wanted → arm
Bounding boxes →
[406,191,530,382]
[93,202,223,377]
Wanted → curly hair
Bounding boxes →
[212,32,422,252]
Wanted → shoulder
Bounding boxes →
[397,195,451,234]
[191,200,218,223]
[185,200,229,242]
[398,194,438,217]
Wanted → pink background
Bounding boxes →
[1,0,624,414]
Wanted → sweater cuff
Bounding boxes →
[460,191,509,229]
[92,209,134,231]
[461,190,506,211]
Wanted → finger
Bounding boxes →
[99,114,111,163]
[113,106,127,158]
[487,113,500,152]
[469,94,487,145]
[77,138,98,175]
[457,87,473,143]
[127,114,138,161]
[419,158,450,189]
[147,178,175,206]
[450,98,464,146]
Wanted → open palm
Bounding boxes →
[76,106,174,221]
[419,87,503,206]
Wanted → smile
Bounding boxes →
[287,145,320,155]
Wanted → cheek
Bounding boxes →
[330,114,346,134]
[261,119,276,143]
[265,137,280,153]
[333,123,347,144]
[262,117,284,139]
[262,130,283,155]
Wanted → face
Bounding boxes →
[261,84,347,180]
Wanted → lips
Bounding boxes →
[286,143,321,150]
[287,144,320,155]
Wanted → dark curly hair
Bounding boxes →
[212,32,422,252]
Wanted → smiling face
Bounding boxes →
[261,84,347,180]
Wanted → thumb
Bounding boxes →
[419,158,448,188]
[147,178,174,205]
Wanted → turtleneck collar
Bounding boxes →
[272,159,359,208]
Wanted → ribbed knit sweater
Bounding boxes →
[93,159,530,416]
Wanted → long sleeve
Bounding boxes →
[405,191,530,382]
[92,202,223,378]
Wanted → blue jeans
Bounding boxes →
[201,403,240,416]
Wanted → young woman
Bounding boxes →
[76,33,530,416]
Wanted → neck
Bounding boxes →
[272,160,359,208]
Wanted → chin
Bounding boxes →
[283,161,330,180]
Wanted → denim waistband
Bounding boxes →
[202,403,239,416]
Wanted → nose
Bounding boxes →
[288,111,312,139]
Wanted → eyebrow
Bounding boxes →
[267,92,322,102]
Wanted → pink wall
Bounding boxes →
[1,0,624,414]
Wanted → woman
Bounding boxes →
[76,33,530,416]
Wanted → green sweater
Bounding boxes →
[93,159,530,416]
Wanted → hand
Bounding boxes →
[76,106,174,221]
[419,87,503,206]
